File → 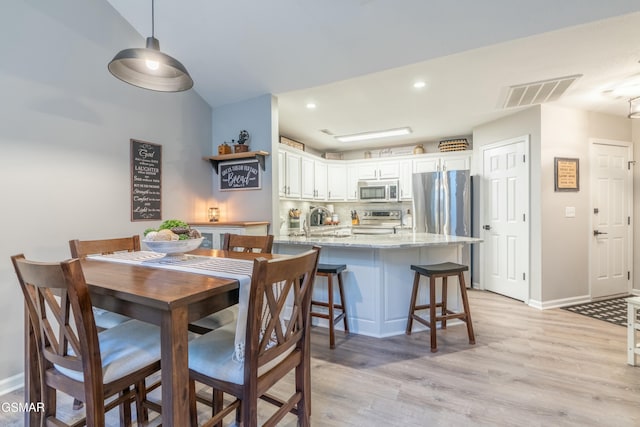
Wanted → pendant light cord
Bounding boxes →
[151,0,155,38]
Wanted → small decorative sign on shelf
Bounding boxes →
[219,159,261,191]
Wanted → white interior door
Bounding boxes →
[481,136,529,302]
[590,140,632,298]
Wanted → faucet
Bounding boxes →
[305,206,333,237]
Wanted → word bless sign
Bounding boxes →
[219,159,261,191]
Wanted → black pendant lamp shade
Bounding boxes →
[108,1,193,92]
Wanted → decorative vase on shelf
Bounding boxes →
[413,144,425,154]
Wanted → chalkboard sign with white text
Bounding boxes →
[219,159,261,191]
[131,139,162,221]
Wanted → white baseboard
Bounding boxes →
[528,295,591,310]
[0,373,24,397]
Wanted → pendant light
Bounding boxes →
[108,0,193,92]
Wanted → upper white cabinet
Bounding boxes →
[301,157,327,200]
[327,163,347,200]
[278,144,472,202]
[280,149,302,198]
[442,153,471,171]
[414,152,471,173]
[413,157,440,173]
[301,156,315,199]
[356,159,400,180]
[398,159,413,200]
[314,161,328,200]
[346,165,359,200]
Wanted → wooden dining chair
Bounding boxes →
[189,233,275,335]
[222,233,274,253]
[11,254,162,427]
[188,245,321,427]
[69,236,141,330]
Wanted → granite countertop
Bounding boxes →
[274,232,482,249]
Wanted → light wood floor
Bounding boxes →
[3,290,640,426]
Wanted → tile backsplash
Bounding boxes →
[278,200,412,234]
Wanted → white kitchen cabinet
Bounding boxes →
[301,156,315,199]
[398,159,413,200]
[346,164,359,200]
[356,159,400,180]
[413,156,440,173]
[442,153,471,171]
[378,159,400,179]
[314,161,327,200]
[190,223,269,250]
[301,157,328,200]
[280,149,302,198]
[414,152,471,173]
[356,162,378,180]
[327,163,347,200]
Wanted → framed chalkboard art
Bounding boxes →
[219,159,261,191]
[130,139,162,220]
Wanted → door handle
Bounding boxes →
[482,225,491,230]
[593,230,608,236]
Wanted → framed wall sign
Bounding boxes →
[131,139,162,220]
[554,157,579,192]
[219,159,261,191]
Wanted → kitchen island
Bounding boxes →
[274,232,481,338]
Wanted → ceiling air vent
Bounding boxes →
[503,74,582,109]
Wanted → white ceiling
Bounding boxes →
[106,0,640,152]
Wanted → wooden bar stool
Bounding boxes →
[406,262,475,352]
[627,296,640,366]
[312,264,349,349]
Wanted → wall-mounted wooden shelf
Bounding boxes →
[203,150,270,174]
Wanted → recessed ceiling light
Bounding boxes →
[335,127,412,143]
[306,102,317,109]
[413,81,426,89]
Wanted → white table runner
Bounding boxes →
[87,251,253,360]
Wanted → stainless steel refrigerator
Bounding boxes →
[412,169,473,285]
[412,169,471,237]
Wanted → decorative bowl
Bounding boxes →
[142,237,204,255]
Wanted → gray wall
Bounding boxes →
[0,1,213,388]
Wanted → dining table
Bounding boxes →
[24,248,285,427]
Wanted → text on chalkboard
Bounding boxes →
[219,159,261,191]
[131,139,162,220]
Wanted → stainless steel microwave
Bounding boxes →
[358,180,399,202]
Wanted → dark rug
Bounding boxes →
[563,296,635,327]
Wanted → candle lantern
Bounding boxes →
[208,207,220,222]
